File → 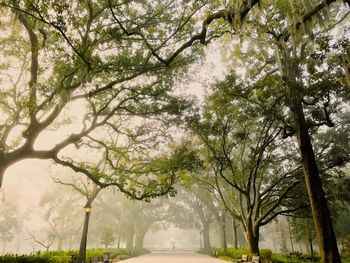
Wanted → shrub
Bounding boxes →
[260,249,272,260]
[302,252,320,262]
[0,254,70,263]
[271,254,287,263]
[0,247,149,263]
[225,248,251,258]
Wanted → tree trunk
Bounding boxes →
[272,234,277,252]
[246,229,259,255]
[126,228,135,249]
[283,55,341,263]
[0,163,7,189]
[78,210,91,263]
[307,224,314,255]
[203,222,211,252]
[232,216,238,249]
[219,220,227,251]
[244,220,259,255]
[280,222,288,253]
[135,228,147,249]
[287,218,294,252]
[289,92,340,262]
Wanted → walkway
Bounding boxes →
[120,252,228,263]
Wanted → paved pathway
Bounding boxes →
[120,252,228,263]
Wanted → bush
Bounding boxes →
[210,247,272,261]
[302,252,320,262]
[0,254,70,263]
[225,248,251,258]
[108,247,149,259]
[0,248,149,263]
[271,254,287,263]
[260,249,272,260]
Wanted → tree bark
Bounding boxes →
[244,220,259,255]
[78,210,91,263]
[232,216,238,249]
[283,56,341,263]
[246,228,259,255]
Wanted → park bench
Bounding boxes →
[236,254,248,262]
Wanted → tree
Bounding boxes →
[94,190,176,250]
[143,1,350,260]
[189,87,308,255]
[0,0,201,199]
[292,216,317,254]
[189,70,350,255]
[2,1,349,261]
[52,172,103,263]
[185,2,349,260]
[27,228,57,252]
[100,226,115,251]
[168,186,216,252]
[38,185,83,250]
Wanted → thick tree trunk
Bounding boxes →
[244,221,259,255]
[283,55,341,263]
[246,229,259,255]
[289,91,341,263]
[203,222,211,252]
[78,210,91,263]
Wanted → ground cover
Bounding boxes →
[0,248,149,263]
[212,248,350,263]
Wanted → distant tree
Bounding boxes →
[335,204,350,244]
[38,185,82,250]
[101,226,115,251]
[53,173,103,263]
[291,216,317,254]
[27,224,57,252]
[166,186,216,252]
